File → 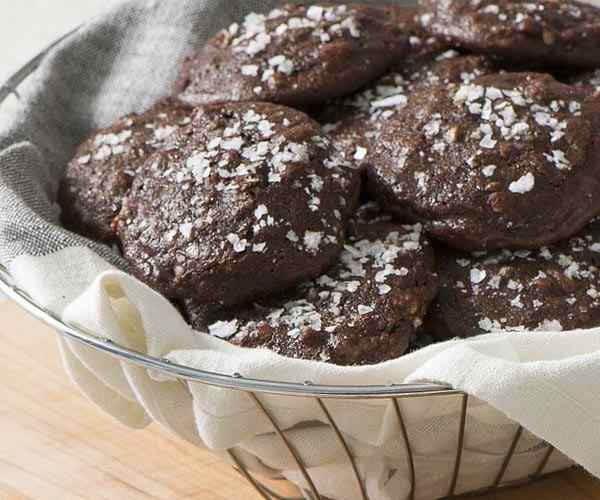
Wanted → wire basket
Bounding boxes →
[0,20,567,500]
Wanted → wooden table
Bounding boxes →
[1,300,599,500]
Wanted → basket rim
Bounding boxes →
[0,14,458,399]
[0,265,457,397]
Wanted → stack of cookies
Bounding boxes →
[60,1,600,365]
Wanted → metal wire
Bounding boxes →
[0,18,566,500]
[248,392,321,499]
[533,445,555,479]
[392,398,416,500]
[0,27,81,103]
[0,263,457,398]
[492,426,524,488]
[228,449,273,500]
[316,399,368,500]
[447,394,469,497]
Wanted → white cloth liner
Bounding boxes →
[2,0,599,498]
[11,248,594,499]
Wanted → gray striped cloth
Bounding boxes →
[0,0,412,272]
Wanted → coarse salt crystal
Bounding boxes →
[354,146,367,161]
[241,65,259,76]
[509,172,535,194]
[304,231,323,252]
[371,94,407,109]
[209,320,239,339]
[357,305,374,315]
[470,268,487,284]
[77,154,91,165]
[226,233,248,253]
[179,223,193,239]
[482,165,496,177]
[254,204,268,220]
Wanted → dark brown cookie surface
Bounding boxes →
[369,72,600,251]
[427,220,600,339]
[115,102,360,308]
[571,68,600,91]
[320,52,497,172]
[419,0,600,70]
[60,98,193,242]
[387,5,451,65]
[186,211,438,365]
[176,4,410,108]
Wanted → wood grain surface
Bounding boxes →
[0,300,598,500]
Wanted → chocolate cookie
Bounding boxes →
[114,102,360,307]
[321,53,497,172]
[319,70,410,174]
[60,98,193,242]
[185,211,438,365]
[176,4,410,108]
[427,220,600,339]
[388,5,451,65]
[369,72,600,251]
[419,0,600,70]
[408,52,498,91]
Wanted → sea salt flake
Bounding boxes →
[436,50,460,60]
[569,101,581,113]
[482,165,496,177]
[94,145,112,161]
[179,223,193,239]
[304,231,323,252]
[470,268,487,284]
[341,17,361,38]
[241,65,259,76]
[209,320,239,339]
[397,147,409,169]
[245,32,272,56]
[509,172,535,194]
[588,288,600,300]
[544,150,570,171]
[254,204,268,220]
[423,116,441,138]
[414,171,428,191]
[486,87,503,100]
[354,146,367,161]
[536,319,563,332]
[221,137,244,150]
[480,135,497,149]
[226,233,248,253]
[154,126,177,141]
[510,295,524,309]
[77,154,91,165]
[306,5,324,21]
[534,111,552,126]
[269,54,295,75]
[482,5,500,14]
[357,305,374,315]
[253,242,267,253]
[454,84,484,103]
[478,317,496,332]
[371,94,407,109]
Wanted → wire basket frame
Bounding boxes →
[0,24,561,500]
